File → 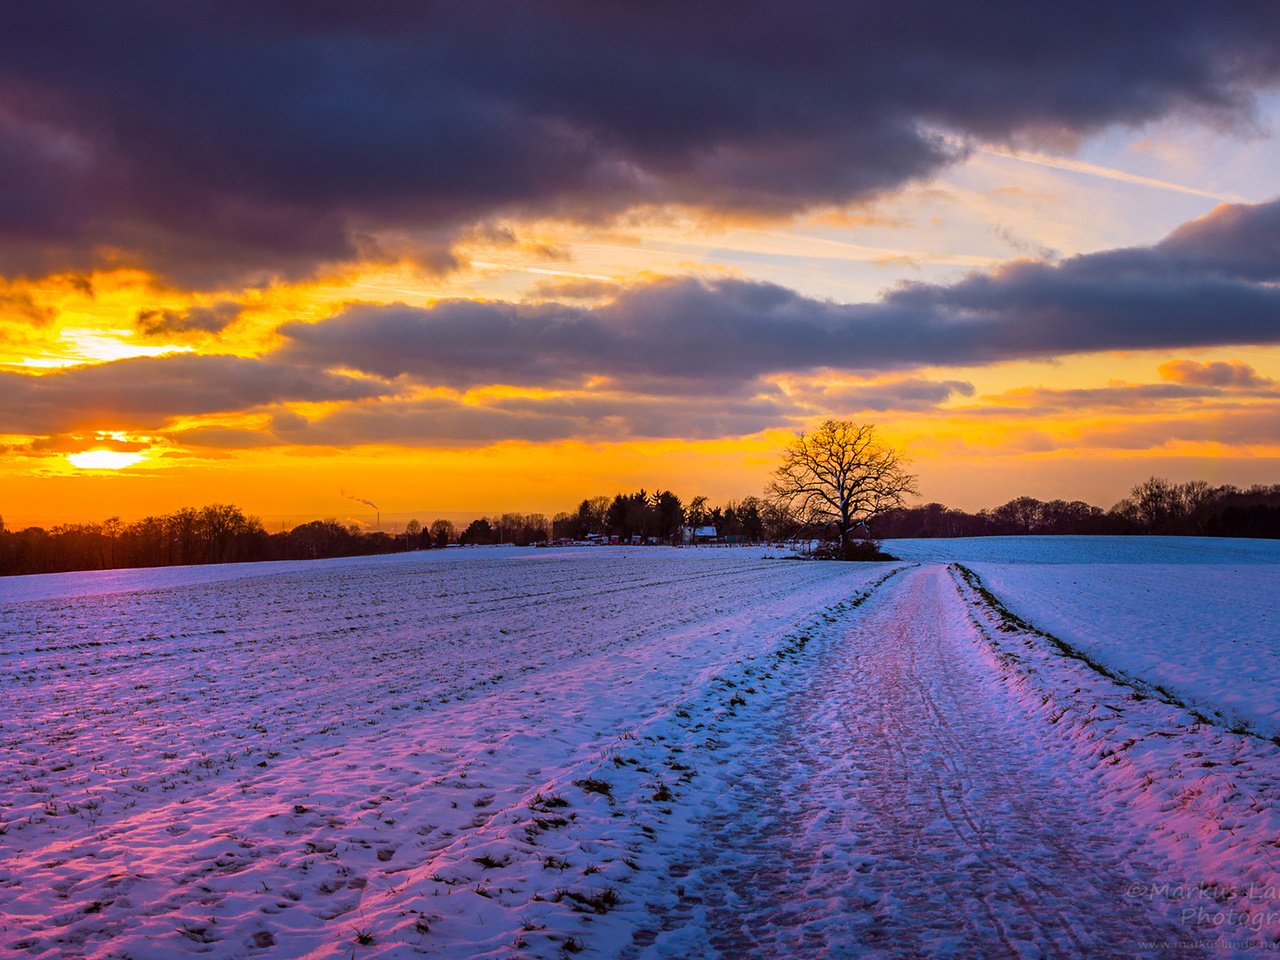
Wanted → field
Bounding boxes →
[892,537,1280,735]
[3,540,1279,958]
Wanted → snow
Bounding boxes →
[3,539,1279,958]
[966,563,1280,736]
[1,546,562,605]
[888,534,1280,566]
[0,547,880,958]
[889,535,1280,736]
[951,561,1280,956]
[609,565,1215,957]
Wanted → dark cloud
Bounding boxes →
[135,301,243,338]
[796,378,975,412]
[0,353,387,435]
[1157,201,1280,281]
[2,3,1279,283]
[167,391,804,449]
[976,383,1225,416]
[1158,358,1275,388]
[11,433,151,456]
[10,197,1280,452]
[162,371,984,449]
[279,199,1280,384]
[281,299,599,387]
[161,425,281,450]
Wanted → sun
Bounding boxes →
[67,449,146,470]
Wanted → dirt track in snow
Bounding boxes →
[648,565,1207,960]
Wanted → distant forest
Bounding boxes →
[1,477,1277,577]
[876,478,1280,540]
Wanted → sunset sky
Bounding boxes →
[3,4,1280,528]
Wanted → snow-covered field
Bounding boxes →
[0,547,883,958]
[888,534,1280,566]
[3,539,1279,959]
[891,536,1280,735]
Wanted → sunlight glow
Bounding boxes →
[60,329,193,363]
[67,450,146,470]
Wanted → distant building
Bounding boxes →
[681,525,718,544]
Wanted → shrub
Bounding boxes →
[813,539,898,561]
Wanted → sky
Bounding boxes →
[3,3,1280,528]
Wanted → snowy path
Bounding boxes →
[642,565,1205,959]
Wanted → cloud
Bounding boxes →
[973,382,1233,417]
[794,378,975,413]
[1156,201,1280,281]
[1158,358,1275,388]
[164,425,282,450]
[10,197,1280,453]
[280,198,1280,385]
[2,4,1279,283]
[527,278,620,301]
[1075,407,1280,449]
[168,391,805,449]
[0,290,56,326]
[135,301,243,338]
[0,354,388,435]
[971,358,1277,415]
[162,370,984,450]
[17,433,151,455]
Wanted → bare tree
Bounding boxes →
[199,503,253,563]
[769,421,916,558]
[429,518,455,547]
[1117,476,1182,532]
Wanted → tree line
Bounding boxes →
[875,478,1280,539]
[0,488,781,577]
[544,491,785,543]
[455,492,782,545]
[1,475,1276,578]
[0,505,458,577]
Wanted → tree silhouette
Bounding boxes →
[429,518,455,547]
[769,421,916,558]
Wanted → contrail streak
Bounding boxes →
[978,146,1247,203]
